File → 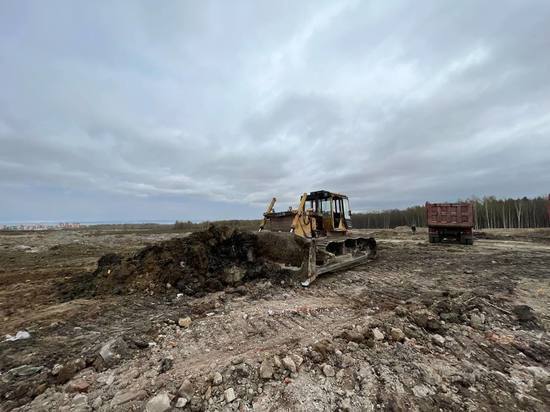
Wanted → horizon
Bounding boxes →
[2,192,548,225]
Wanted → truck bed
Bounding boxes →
[426,202,475,228]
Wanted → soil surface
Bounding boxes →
[1,227,549,411]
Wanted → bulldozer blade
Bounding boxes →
[300,240,377,287]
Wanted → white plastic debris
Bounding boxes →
[4,331,31,342]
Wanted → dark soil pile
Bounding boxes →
[92,225,309,295]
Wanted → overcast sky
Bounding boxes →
[1,1,549,223]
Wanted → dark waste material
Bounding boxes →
[92,225,309,295]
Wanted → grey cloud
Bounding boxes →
[0,0,549,222]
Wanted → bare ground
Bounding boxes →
[1,227,549,411]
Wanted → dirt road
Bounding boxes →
[1,228,549,411]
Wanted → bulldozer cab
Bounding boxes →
[259,190,354,238]
[306,190,351,236]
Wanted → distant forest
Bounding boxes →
[173,195,550,231]
[352,195,550,229]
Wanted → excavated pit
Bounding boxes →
[92,225,310,295]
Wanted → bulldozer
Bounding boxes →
[259,190,377,286]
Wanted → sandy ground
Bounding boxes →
[0,227,549,411]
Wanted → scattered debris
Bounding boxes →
[178,317,192,328]
[145,392,171,412]
[224,387,236,403]
[212,371,223,385]
[4,331,31,342]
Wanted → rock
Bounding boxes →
[312,339,334,359]
[341,355,354,368]
[259,360,274,379]
[341,398,352,411]
[431,334,445,346]
[92,397,103,409]
[273,355,282,368]
[175,397,188,408]
[110,390,148,407]
[290,354,303,368]
[394,306,408,317]
[412,384,434,397]
[469,313,485,329]
[357,366,370,380]
[231,357,244,365]
[67,379,90,393]
[390,327,405,342]
[178,317,192,328]
[224,387,236,403]
[212,372,223,385]
[282,356,297,373]
[146,393,171,412]
[322,364,335,377]
[52,364,63,376]
[339,330,365,343]
[98,338,128,367]
[372,328,385,341]
[346,341,359,352]
[97,372,115,386]
[159,358,173,374]
[72,394,88,406]
[412,309,436,329]
[178,379,194,398]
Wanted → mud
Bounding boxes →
[0,227,549,411]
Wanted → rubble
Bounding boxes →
[66,379,89,393]
[259,360,274,379]
[372,327,385,341]
[322,364,335,377]
[224,387,236,403]
[110,390,148,407]
[431,334,446,346]
[282,356,297,373]
[390,327,405,342]
[212,372,223,385]
[175,397,188,408]
[145,393,171,412]
[178,317,192,328]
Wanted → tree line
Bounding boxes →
[351,195,550,229]
[173,195,550,231]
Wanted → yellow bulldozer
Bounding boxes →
[259,190,377,286]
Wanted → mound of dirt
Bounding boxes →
[92,225,309,296]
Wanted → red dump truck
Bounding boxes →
[426,202,475,245]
